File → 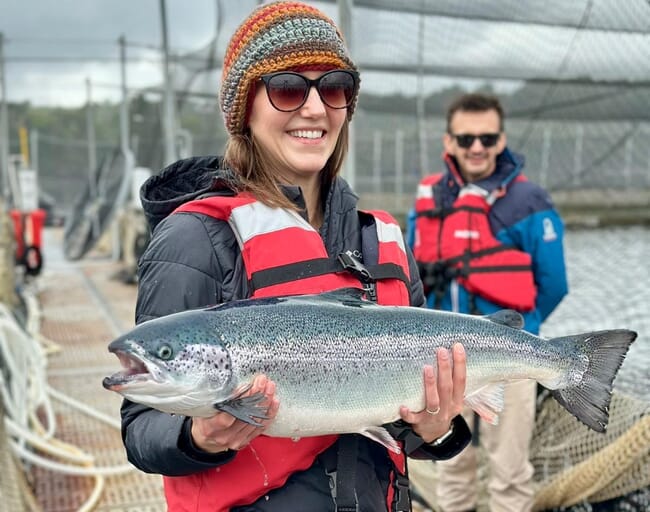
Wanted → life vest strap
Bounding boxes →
[462,264,533,274]
[392,472,412,512]
[416,204,485,219]
[440,244,520,267]
[250,253,410,294]
[332,435,359,512]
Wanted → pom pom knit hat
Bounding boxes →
[220,0,358,136]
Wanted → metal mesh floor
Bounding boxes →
[31,256,166,511]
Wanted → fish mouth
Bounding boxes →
[102,348,156,390]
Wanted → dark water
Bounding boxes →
[541,226,650,403]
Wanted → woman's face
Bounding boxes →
[248,70,348,185]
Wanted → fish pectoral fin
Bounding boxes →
[359,426,401,454]
[485,310,524,330]
[214,390,268,427]
[464,383,506,425]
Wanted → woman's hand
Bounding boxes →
[190,374,280,453]
[399,343,466,444]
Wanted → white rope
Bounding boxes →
[0,288,134,512]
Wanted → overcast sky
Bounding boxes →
[1,0,222,107]
[0,0,528,107]
[2,1,648,107]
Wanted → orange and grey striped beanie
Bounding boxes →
[220,0,358,136]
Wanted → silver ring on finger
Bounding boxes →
[425,406,441,415]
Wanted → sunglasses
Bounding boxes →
[260,70,359,112]
[451,133,501,149]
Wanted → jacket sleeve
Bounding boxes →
[406,243,426,308]
[528,208,568,321]
[499,188,568,324]
[386,415,471,460]
[405,207,417,250]
[121,212,243,475]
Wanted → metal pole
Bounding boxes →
[623,135,633,189]
[395,129,404,211]
[160,0,177,166]
[338,0,356,191]
[0,33,10,204]
[372,130,381,194]
[540,126,551,188]
[112,35,137,261]
[86,78,97,198]
[29,129,38,174]
[573,124,583,188]
[118,36,131,163]
[646,124,650,186]
[416,12,428,177]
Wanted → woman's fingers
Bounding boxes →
[423,364,439,413]
[398,343,467,443]
[451,343,467,413]
[191,375,280,452]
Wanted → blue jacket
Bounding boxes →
[407,148,568,334]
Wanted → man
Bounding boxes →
[407,93,568,512]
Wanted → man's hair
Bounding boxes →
[446,93,505,132]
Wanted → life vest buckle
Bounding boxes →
[392,472,411,512]
[326,468,360,512]
[337,252,373,283]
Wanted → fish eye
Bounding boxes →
[157,344,173,360]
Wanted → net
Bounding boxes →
[409,391,650,512]
[27,0,650,223]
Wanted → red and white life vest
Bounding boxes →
[163,193,411,511]
[413,173,536,311]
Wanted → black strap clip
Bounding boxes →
[337,252,374,283]
[326,468,359,512]
[392,473,411,512]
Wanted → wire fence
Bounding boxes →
[12,0,650,219]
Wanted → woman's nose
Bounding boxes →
[299,86,327,117]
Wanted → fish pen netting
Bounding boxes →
[409,391,650,512]
[531,391,650,511]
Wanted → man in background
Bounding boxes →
[407,93,568,512]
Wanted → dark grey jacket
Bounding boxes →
[121,156,470,511]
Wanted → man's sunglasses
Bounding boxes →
[260,70,359,112]
[450,133,501,149]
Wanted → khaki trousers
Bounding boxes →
[436,380,537,512]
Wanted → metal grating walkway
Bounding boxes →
[31,244,166,511]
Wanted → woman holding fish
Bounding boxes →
[120,2,470,510]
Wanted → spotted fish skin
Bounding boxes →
[103,289,636,443]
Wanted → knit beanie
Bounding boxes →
[220,0,358,136]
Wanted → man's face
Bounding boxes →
[443,109,506,183]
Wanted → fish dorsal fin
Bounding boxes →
[310,287,370,307]
[464,383,506,425]
[485,309,524,329]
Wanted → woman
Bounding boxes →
[121,2,470,511]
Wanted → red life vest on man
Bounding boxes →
[413,172,536,311]
[163,194,411,511]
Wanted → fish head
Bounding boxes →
[102,311,234,417]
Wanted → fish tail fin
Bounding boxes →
[550,329,636,433]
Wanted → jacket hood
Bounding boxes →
[140,156,237,231]
[140,155,360,236]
